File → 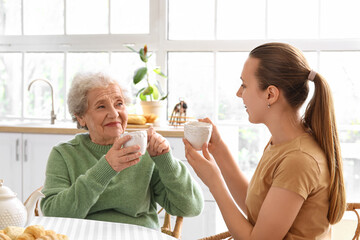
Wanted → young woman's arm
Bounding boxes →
[184,140,304,239]
[210,139,249,213]
[211,183,304,240]
[196,118,249,212]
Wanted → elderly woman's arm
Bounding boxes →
[150,152,204,217]
[40,148,117,218]
[146,128,203,216]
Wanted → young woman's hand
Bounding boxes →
[183,138,222,189]
[147,127,170,157]
[198,118,223,154]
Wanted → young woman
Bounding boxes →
[183,42,346,239]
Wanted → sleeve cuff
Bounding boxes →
[87,156,118,186]
[151,151,179,173]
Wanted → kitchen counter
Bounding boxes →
[0,123,184,137]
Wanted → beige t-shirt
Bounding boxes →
[245,133,331,239]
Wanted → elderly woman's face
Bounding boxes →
[76,83,128,145]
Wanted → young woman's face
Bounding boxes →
[76,84,128,145]
[237,57,268,123]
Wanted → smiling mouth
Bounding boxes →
[105,122,121,127]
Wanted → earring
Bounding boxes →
[267,103,271,109]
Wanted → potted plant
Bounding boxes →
[127,45,168,124]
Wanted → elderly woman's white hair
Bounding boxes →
[68,71,131,129]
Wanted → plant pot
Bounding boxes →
[140,101,166,126]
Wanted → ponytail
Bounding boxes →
[303,73,346,224]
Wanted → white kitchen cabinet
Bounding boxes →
[0,132,74,201]
[0,133,22,199]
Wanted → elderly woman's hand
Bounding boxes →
[105,135,142,172]
[147,127,170,157]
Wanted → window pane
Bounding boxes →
[23,0,64,35]
[111,52,142,114]
[216,52,248,121]
[320,52,360,125]
[343,147,360,201]
[303,52,318,70]
[66,52,109,118]
[320,0,360,38]
[110,0,149,34]
[111,52,140,95]
[218,124,270,178]
[0,0,21,35]
[268,0,318,39]
[111,52,157,109]
[168,0,215,40]
[320,51,360,202]
[0,53,22,117]
[67,0,108,34]
[67,52,110,87]
[168,52,215,119]
[217,0,265,39]
[25,53,64,120]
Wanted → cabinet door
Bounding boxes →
[0,133,22,198]
[22,134,74,200]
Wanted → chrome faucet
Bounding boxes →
[28,79,57,124]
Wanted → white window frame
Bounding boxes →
[1,0,360,123]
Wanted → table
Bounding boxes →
[30,216,176,240]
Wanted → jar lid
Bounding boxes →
[0,179,17,199]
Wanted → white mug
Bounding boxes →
[121,130,148,155]
[184,121,213,150]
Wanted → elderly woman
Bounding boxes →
[40,72,203,229]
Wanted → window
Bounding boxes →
[1,0,359,211]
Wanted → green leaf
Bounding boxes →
[139,92,147,101]
[160,93,169,100]
[136,87,146,97]
[153,68,167,78]
[133,67,147,84]
[142,86,153,95]
[152,85,159,100]
[139,48,147,62]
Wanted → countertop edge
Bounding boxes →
[0,126,184,137]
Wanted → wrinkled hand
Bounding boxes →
[147,127,170,157]
[105,135,142,172]
[198,118,223,154]
[183,138,221,188]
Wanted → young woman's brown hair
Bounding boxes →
[249,42,346,224]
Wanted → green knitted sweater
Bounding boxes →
[40,133,203,229]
